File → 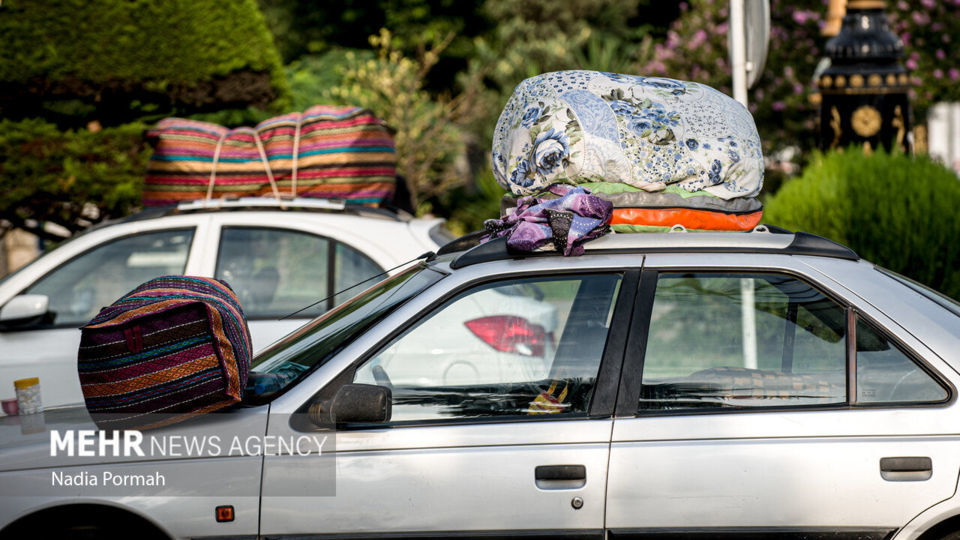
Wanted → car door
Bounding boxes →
[259,267,636,538]
[606,254,960,538]
[207,218,386,351]
[0,219,206,406]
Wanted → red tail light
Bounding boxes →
[464,315,547,357]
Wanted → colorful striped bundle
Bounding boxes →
[144,105,397,206]
[78,276,252,430]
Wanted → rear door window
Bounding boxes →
[639,273,848,410]
[216,227,383,319]
[636,271,949,412]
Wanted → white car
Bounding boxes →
[0,198,450,407]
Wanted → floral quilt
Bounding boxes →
[492,70,764,200]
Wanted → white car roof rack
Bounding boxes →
[175,197,348,212]
[124,197,414,222]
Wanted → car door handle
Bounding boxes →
[880,457,932,481]
[536,465,586,481]
[535,465,586,489]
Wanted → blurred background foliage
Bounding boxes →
[317,30,495,212]
[3,0,960,293]
[0,119,151,241]
[0,0,287,127]
[764,147,960,300]
[0,0,286,239]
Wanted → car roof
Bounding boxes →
[121,197,414,223]
[55,197,421,244]
[438,226,859,270]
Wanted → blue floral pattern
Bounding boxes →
[510,158,533,187]
[520,106,542,128]
[532,128,570,176]
[492,70,764,199]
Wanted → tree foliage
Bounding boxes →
[764,147,960,300]
[888,0,960,113]
[0,0,287,128]
[0,119,151,241]
[258,0,489,94]
[473,0,657,94]
[0,0,288,248]
[314,30,496,208]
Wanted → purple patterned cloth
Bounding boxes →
[483,184,612,256]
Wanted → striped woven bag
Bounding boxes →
[144,105,397,206]
[78,276,252,430]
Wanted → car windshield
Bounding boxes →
[0,216,130,289]
[245,262,446,401]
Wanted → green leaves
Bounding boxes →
[0,119,150,240]
[0,0,287,124]
[764,147,960,300]
[313,29,495,209]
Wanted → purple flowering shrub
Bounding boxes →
[636,0,960,158]
[890,0,960,112]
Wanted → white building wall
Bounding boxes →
[927,102,960,175]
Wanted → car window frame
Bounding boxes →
[616,267,954,418]
[851,308,955,408]
[295,268,641,431]
[214,225,385,319]
[11,227,197,330]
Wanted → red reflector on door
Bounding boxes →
[216,505,234,522]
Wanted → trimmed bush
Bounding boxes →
[0,0,287,126]
[0,119,150,240]
[764,148,960,300]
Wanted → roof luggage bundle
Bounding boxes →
[78,276,252,430]
[492,71,765,232]
[144,105,397,207]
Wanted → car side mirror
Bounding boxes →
[0,295,51,330]
[309,383,392,427]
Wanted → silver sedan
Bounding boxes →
[2,228,959,540]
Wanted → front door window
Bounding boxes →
[352,274,623,423]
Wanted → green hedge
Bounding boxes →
[0,0,287,124]
[764,148,960,300]
[0,118,150,240]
